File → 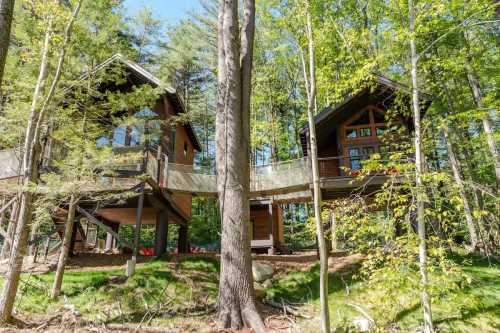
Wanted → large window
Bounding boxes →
[343,107,387,173]
[344,108,386,140]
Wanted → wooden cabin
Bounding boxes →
[46,54,202,256]
[299,75,430,200]
[249,76,431,253]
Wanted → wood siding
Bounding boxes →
[250,204,283,247]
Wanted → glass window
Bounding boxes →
[129,125,143,146]
[134,107,157,118]
[376,126,386,136]
[379,145,389,153]
[96,136,109,148]
[362,146,374,157]
[360,128,371,137]
[373,111,385,123]
[112,126,126,146]
[346,128,357,139]
[349,148,359,157]
[350,111,370,126]
[348,147,361,170]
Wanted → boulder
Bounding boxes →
[252,262,274,282]
[253,282,266,299]
[262,279,273,289]
[352,316,373,332]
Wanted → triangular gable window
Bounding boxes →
[348,111,370,126]
[373,110,385,123]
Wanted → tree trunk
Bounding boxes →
[0,2,81,321]
[0,0,15,96]
[51,195,77,299]
[464,57,500,186]
[303,3,331,332]
[408,1,434,331]
[215,0,264,331]
[330,210,337,251]
[442,124,479,248]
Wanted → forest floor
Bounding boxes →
[0,251,497,332]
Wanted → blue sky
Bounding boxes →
[123,0,202,23]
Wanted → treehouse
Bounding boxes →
[0,54,201,257]
[74,54,202,256]
[299,75,431,200]
[248,76,431,253]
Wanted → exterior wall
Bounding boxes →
[250,204,283,246]
[159,95,194,219]
[318,104,391,177]
[172,124,194,218]
[318,136,340,178]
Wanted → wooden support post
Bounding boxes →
[94,225,99,248]
[268,202,275,255]
[154,209,169,257]
[68,219,78,257]
[105,231,114,252]
[177,225,189,254]
[112,224,119,250]
[43,237,50,262]
[128,182,145,276]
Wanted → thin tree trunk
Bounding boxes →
[408,1,434,331]
[330,210,337,251]
[464,57,500,186]
[304,2,330,332]
[0,2,81,321]
[442,124,479,248]
[51,195,77,299]
[0,0,15,97]
[215,0,264,331]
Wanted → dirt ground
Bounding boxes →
[0,252,363,332]
[0,250,354,275]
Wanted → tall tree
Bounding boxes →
[51,194,77,299]
[0,0,82,322]
[215,0,264,331]
[408,0,434,331]
[303,1,330,332]
[0,0,15,96]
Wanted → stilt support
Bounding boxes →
[177,225,189,254]
[154,209,169,257]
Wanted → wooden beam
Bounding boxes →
[132,182,146,261]
[268,203,275,255]
[0,197,16,216]
[77,206,132,248]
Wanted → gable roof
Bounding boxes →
[79,53,202,151]
[299,75,432,155]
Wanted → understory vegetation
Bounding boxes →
[0,253,497,332]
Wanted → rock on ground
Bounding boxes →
[252,262,274,282]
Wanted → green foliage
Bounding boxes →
[2,257,219,323]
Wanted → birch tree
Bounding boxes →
[215,0,264,331]
[303,2,330,332]
[408,0,434,331]
[0,0,82,322]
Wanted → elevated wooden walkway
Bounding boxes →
[0,148,391,201]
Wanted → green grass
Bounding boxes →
[0,253,497,332]
[0,257,220,326]
[266,252,500,332]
